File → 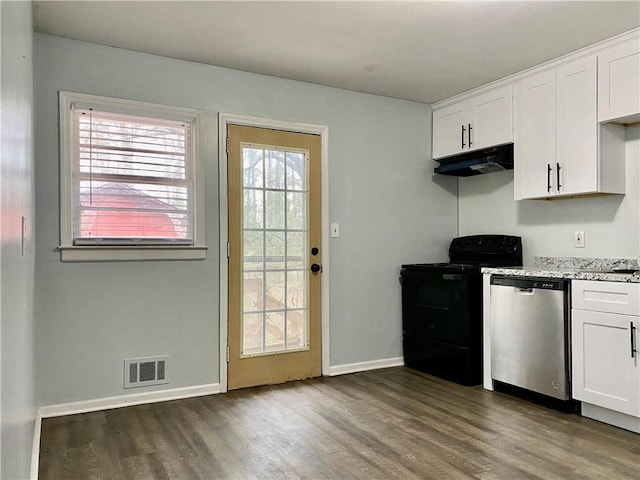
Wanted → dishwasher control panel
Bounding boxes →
[491,275,568,291]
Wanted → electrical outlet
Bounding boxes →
[575,231,585,248]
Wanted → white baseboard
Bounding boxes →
[38,383,221,419]
[30,412,42,480]
[328,357,404,376]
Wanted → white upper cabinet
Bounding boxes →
[514,70,556,199]
[432,85,513,160]
[468,87,514,151]
[556,57,599,196]
[515,56,625,200]
[432,103,466,159]
[598,40,640,124]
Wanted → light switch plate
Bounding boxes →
[575,231,585,248]
[331,223,340,238]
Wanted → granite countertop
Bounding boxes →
[481,256,640,283]
[481,266,640,283]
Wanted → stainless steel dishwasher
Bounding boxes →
[490,275,570,400]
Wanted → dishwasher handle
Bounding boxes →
[514,287,535,295]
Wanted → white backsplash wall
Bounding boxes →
[459,126,640,265]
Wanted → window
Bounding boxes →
[59,92,206,261]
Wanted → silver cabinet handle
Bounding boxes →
[631,322,637,358]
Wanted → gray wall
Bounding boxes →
[459,127,640,264]
[1,1,36,478]
[34,34,458,406]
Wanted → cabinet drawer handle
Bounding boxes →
[556,162,562,191]
[547,164,552,193]
[631,322,637,358]
[461,125,466,149]
[468,123,473,147]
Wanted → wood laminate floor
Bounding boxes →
[39,367,639,480]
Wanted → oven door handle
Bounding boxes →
[442,274,465,280]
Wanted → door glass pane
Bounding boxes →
[286,152,305,191]
[243,272,263,312]
[286,311,305,348]
[243,189,263,229]
[240,144,309,356]
[265,271,285,310]
[287,271,305,309]
[265,150,285,190]
[265,231,285,271]
[287,192,305,230]
[243,231,263,271]
[265,311,285,350]
[287,232,305,270]
[265,191,285,229]
[243,313,264,354]
[243,148,263,188]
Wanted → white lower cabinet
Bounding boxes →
[572,309,639,416]
[571,280,640,432]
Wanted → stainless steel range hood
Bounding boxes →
[434,143,514,177]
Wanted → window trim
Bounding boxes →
[59,91,207,261]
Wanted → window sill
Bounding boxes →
[59,245,208,262]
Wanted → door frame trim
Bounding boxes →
[218,113,330,393]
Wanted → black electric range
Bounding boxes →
[400,235,522,385]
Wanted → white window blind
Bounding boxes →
[71,106,194,245]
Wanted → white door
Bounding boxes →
[556,57,598,196]
[432,101,466,159]
[572,309,640,417]
[468,85,513,151]
[514,70,556,200]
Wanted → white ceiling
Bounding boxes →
[33,1,640,104]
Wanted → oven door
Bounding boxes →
[400,268,480,346]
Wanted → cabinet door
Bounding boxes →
[598,40,640,123]
[468,85,513,151]
[572,309,640,417]
[514,70,556,200]
[432,101,466,159]
[556,57,598,196]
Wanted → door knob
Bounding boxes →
[311,263,322,273]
